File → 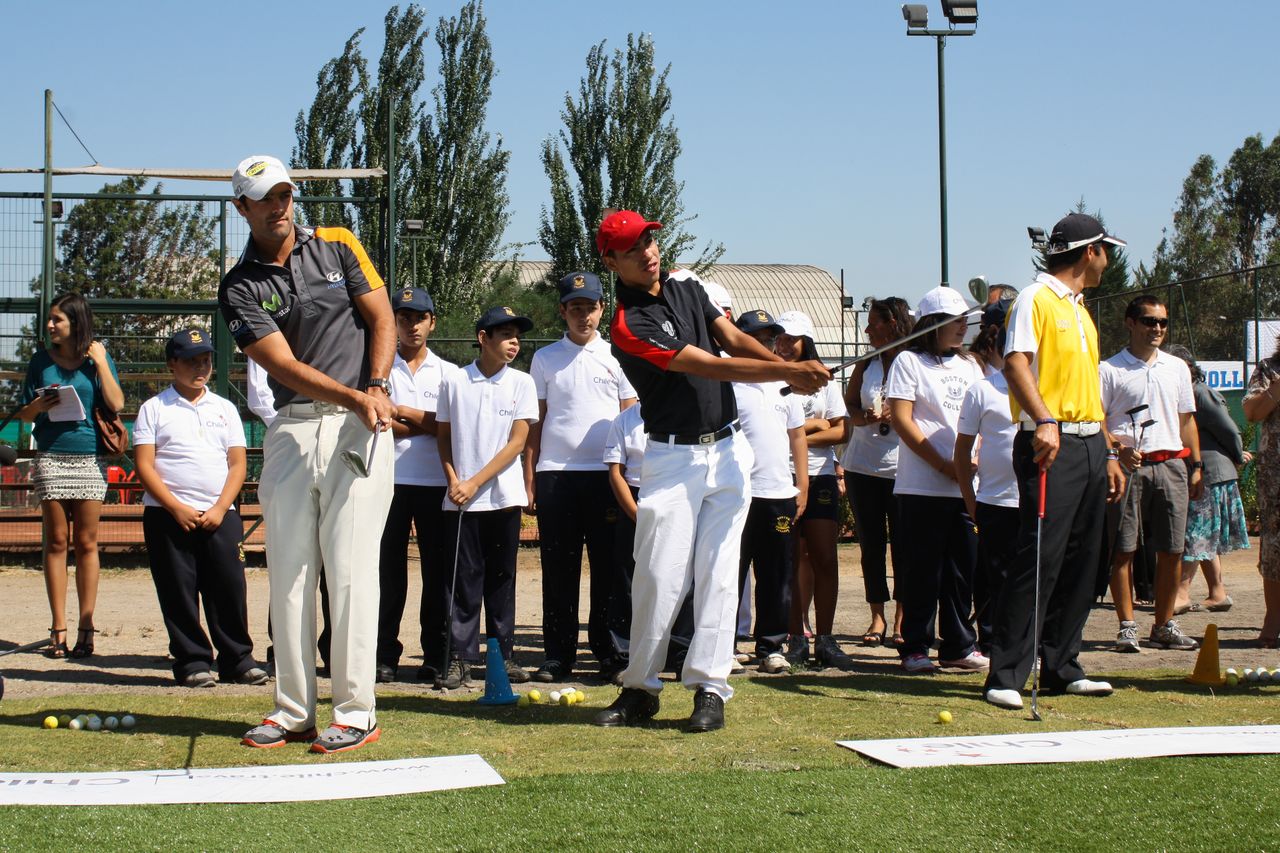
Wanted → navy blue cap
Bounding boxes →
[735,308,784,336]
[558,271,604,304]
[476,306,533,334]
[394,286,435,314]
[166,328,215,359]
[981,297,1015,329]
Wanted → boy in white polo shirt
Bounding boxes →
[133,329,267,688]
[375,287,459,684]
[436,307,540,689]
[526,271,637,683]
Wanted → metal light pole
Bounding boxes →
[902,3,977,288]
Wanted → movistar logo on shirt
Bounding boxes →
[262,294,283,312]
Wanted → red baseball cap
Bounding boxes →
[596,210,663,255]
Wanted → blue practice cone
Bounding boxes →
[476,637,519,705]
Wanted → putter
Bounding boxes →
[0,637,52,658]
[1101,407,1150,594]
[1030,466,1047,722]
[339,421,385,478]
[437,502,466,689]
[780,307,984,395]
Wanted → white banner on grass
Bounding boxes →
[0,754,503,806]
[839,725,1280,769]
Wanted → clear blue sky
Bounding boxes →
[2,0,1277,311]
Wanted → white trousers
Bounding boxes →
[623,430,752,701]
[260,404,393,731]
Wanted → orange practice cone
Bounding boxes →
[1186,623,1225,686]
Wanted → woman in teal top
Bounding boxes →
[18,292,124,659]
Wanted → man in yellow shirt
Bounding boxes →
[984,214,1127,710]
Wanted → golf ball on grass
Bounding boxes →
[1245,669,1257,682]
[87,717,102,731]
[104,716,119,731]
[1259,669,1273,684]
[58,714,71,726]
[68,717,83,731]
[937,710,953,724]
[120,715,136,730]
[549,691,562,704]
[1226,672,1239,687]
[528,689,542,703]
[42,715,58,729]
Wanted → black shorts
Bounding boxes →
[802,473,841,522]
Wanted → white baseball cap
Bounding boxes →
[777,310,815,339]
[915,286,971,319]
[232,155,298,201]
[700,280,733,314]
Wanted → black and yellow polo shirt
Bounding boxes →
[218,224,384,410]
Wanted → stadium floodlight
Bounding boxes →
[902,4,929,29]
[941,0,978,25]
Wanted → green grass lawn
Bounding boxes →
[2,671,1279,851]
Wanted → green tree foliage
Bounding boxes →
[292,3,511,315]
[539,33,724,290]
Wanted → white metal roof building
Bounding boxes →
[513,261,865,366]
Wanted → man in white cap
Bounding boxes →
[984,213,1127,710]
[220,155,396,753]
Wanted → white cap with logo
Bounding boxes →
[915,286,972,319]
[232,155,298,201]
[777,310,816,339]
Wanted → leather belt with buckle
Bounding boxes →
[648,420,741,446]
[1018,420,1102,437]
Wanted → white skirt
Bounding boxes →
[33,453,107,502]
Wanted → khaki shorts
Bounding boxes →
[1109,458,1189,554]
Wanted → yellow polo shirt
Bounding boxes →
[1004,273,1104,424]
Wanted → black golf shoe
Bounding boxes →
[593,687,660,727]
[686,688,724,733]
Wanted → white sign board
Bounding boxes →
[839,725,1280,769]
[1198,361,1249,392]
[1244,320,1280,365]
[0,754,503,806]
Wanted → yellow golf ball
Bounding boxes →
[517,694,530,706]
[42,716,58,729]
[528,689,542,703]
[1226,673,1239,687]
[938,710,953,724]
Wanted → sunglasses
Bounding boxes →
[1138,316,1169,329]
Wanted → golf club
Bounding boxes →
[780,307,984,395]
[0,637,52,658]
[437,501,466,689]
[1030,465,1047,722]
[339,421,385,478]
[1099,406,1152,599]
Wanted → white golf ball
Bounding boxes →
[549,691,562,703]
[87,717,102,731]
[120,715,136,730]
[1245,669,1258,682]
[104,716,119,731]
[1226,668,1238,677]
[68,718,83,731]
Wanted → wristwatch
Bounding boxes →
[1190,460,1204,471]
[366,378,391,393]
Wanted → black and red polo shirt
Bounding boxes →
[218,224,384,410]
[609,270,737,436]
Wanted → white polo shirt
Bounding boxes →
[886,349,983,499]
[389,349,459,487]
[733,380,804,500]
[602,402,647,490]
[791,382,848,477]
[1100,348,1195,453]
[246,358,275,426]
[530,333,636,472]
[956,367,1019,508]
[132,386,246,512]
[839,357,899,478]
[437,362,539,511]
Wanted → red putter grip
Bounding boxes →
[1037,467,1047,519]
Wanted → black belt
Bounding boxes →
[648,420,741,446]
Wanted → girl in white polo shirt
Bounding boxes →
[886,287,986,674]
[133,329,267,689]
[435,307,539,690]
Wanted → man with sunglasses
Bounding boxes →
[985,213,1127,711]
[1100,294,1203,652]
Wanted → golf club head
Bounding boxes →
[1140,419,1156,429]
[339,449,369,478]
[1029,708,1042,722]
[967,276,988,305]
[1125,404,1149,417]
[0,445,16,466]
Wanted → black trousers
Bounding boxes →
[986,431,1106,692]
[896,494,978,661]
[443,507,520,663]
[143,506,255,682]
[845,471,899,604]
[612,487,693,667]
[738,496,796,654]
[974,502,1021,656]
[376,484,447,671]
[536,470,620,667]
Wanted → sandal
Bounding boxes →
[891,633,905,647]
[70,627,96,659]
[1204,596,1233,613]
[45,628,68,659]
[861,631,885,647]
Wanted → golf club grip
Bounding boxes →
[1037,467,1047,519]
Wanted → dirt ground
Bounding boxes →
[1,545,1274,702]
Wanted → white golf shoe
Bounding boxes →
[984,688,1023,709]
[1064,678,1113,696]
